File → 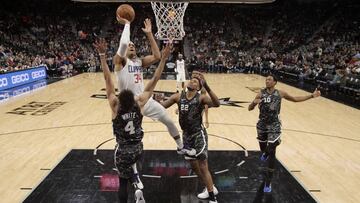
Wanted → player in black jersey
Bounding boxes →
[192,71,210,128]
[248,75,321,193]
[175,70,210,128]
[94,38,171,203]
[157,73,220,203]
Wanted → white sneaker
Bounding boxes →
[209,200,218,203]
[135,189,145,203]
[197,185,219,199]
[177,147,196,156]
[133,173,144,190]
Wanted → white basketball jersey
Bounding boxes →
[176,59,185,73]
[115,58,144,96]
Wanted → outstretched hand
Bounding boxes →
[194,72,207,86]
[142,18,152,33]
[93,38,108,54]
[253,98,262,104]
[312,88,321,98]
[161,43,172,60]
[154,93,165,102]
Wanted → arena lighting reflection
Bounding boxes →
[148,159,189,176]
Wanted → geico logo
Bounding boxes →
[13,87,31,96]
[11,74,30,84]
[0,78,8,87]
[33,82,47,89]
[0,92,10,99]
[31,70,46,79]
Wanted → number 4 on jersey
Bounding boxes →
[125,121,135,135]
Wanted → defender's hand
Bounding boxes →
[312,88,321,98]
[161,43,172,60]
[154,93,164,102]
[142,18,152,33]
[93,38,108,54]
[253,98,262,104]
[195,72,206,86]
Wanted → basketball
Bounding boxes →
[116,4,135,23]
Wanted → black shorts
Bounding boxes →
[256,121,281,144]
[183,129,208,161]
[114,142,143,179]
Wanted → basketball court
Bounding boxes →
[1,0,359,202]
[1,73,359,202]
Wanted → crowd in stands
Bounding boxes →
[184,0,359,99]
[1,0,359,101]
[0,0,109,76]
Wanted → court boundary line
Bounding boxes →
[20,149,72,202]
[93,132,248,179]
[277,158,320,202]
[1,121,359,143]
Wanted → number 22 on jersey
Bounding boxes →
[180,104,189,111]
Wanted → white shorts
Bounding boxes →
[177,72,186,82]
[142,97,167,120]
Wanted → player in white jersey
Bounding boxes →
[175,53,186,92]
[114,17,196,157]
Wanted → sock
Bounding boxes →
[117,24,130,57]
[174,136,184,149]
[132,163,138,174]
[259,141,267,153]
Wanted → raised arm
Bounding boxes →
[204,105,209,128]
[116,16,130,58]
[280,88,321,102]
[197,74,220,108]
[160,93,180,109]
[114,16,130,71]
[200,88,210,128]
[144,43,171,93]
[141,18,161,68]
[137,43,171,105]
[94,38,118,113]
[248,92,261,111]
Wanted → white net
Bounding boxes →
[151,1,189,42]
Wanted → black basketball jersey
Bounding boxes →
[178,91,204,135]
[258,89,282,123]
[112,104,144,145]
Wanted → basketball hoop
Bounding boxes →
[151,1,189,42]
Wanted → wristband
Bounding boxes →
[99,53,106,56]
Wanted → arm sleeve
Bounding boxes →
[116,23,130,57]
